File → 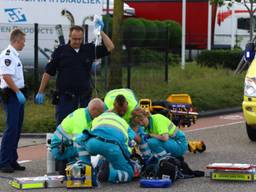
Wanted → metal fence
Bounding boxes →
[0,23,174,97]
[0,22,176,132]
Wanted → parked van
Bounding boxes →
[0,0,135,69]
[242,58,256,141]
[214,1,256,49]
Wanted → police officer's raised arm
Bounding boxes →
[95,17,114,53]
[101,31,114,52]
[93,18,114,59]
[93,31,114,60]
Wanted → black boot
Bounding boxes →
[55,160,67,175]
[11,162,26,171]
[1,164,14,173]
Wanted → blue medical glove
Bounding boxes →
[35,92,44,104]
[16,91,26,104]
[96,19,104,31]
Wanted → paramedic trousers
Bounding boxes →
[86,138,134,183]
[147,130,188,158]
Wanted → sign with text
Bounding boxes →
[0,0,102,25]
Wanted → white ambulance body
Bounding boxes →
[214,1,255,49]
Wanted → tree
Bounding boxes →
[241,0,256,40]
[108,0,123,89]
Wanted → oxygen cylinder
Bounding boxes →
[46,133,56,174]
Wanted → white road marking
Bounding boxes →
[184,121,245,133]
[219,115,244,120]
[18,160,32,164]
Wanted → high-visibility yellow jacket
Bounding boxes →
[146,114,177,137]
[104,88,138,123]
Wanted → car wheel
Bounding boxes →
[246,123,256,141]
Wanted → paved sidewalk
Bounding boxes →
[0,137,45,148]
[0,137,46,161]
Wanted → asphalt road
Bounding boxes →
[1,116,256,191]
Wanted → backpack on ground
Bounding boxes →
[140,155,204,182]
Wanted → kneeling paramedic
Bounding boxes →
[75,95,138,183]
[50,98,104,164]
[104,88,138,123]
[131,108,188,158]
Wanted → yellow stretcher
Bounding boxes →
[139,94,198,128]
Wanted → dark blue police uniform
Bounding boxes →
[45,43,109,125]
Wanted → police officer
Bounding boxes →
[104,88,138,123]
[75,95,136,183]
[35,23,114,125]
[0,29,26,173]
[131,108,188,158]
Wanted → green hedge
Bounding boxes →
[104,17,181,49]
[196,49,243,70]
[140,19,158,47]
[122,18,182,49]
[123,18,146,47]
[154,20,168,49]
[130,48,180,65]
[163,20,182,49]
